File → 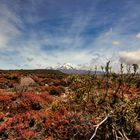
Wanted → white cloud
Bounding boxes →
[136,32,140,39]
[119,49,140,65]
[19,44,93,69]
[112,41,120,46]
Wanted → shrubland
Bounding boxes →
[0,63,140,140]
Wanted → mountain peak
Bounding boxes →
[59,63,75,69]
[53,63,76,70]
[48,63,76,70]
[48,63,103,74]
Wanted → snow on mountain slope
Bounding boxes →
[51,63,77,70]
[49,63,103,74]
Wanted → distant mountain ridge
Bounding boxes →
[50,63,103,74]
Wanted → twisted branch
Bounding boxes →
[89,113,110,140]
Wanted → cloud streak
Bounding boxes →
[0,0,140,70]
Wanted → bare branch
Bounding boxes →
[89,113,110,140]
[122,129,130,140]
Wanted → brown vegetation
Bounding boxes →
[0,65,140,140]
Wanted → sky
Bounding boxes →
[0,0,140,71]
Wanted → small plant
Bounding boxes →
[104,61,111,100]
[29,118,35,127]
[35,123,42,132]
[0,131,8,139]
[31,102,42,110]
[50,89,59,95]
[51,103,60,111]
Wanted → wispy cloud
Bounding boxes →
[136,33,140,40]
[0,0,140,70]
[112,41,120,46]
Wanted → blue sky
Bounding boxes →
[0,0,140,70]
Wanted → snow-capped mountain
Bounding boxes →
[58,63,77,70]
[49,63,103,74]
[51,63,77,70]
